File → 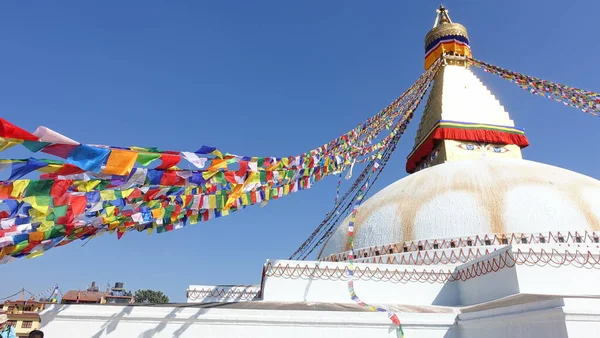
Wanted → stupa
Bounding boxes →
[39,6,600,338]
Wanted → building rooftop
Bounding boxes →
[61,290,107,302]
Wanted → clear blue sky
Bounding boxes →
[0,1,599,302]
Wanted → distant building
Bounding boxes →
[61,281,135,305]
[2,300,47,338]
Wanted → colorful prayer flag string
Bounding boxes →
[346,183,405,336]
[0,59,441,264]
[469,58,600,117]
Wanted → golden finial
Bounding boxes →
[424,5,471,70]
[433,4,453,28]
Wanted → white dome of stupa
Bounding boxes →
[318,158,600,258]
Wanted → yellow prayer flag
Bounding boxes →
[241,193,249,206]
[10,180,29,198]
[225,184,243,210]
[208,195,217,209]
[38,221,54,232]
[0,138,23,152]
[26,251,44,259]
[151,208,164,219]
[23,196,49,214]
[212,149,223,159]
[146,200,160,208]
[121,188,134,198]
[202,170,219,180]
[207,159,229,171]
[189,214,198,225]
[100,190,117,201]
[38,164,62,173]
[104,206,116,216]
[31,215,47,222]
[242,172,260,190]
[74,180,100,192]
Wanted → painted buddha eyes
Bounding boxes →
[458,143,479,151]
[457,142,509,153]
[488,146,508,153]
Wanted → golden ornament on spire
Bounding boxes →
[424,5,471,70]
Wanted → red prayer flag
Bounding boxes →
[41,144,78,159]
[388,313,401,325]
[51,180,73,198]
[22,242,39,253]
[127,188,142,201]
[64,224,75,235]
[237,161,249,176]
[156,153,181,169]
[53,194,70,207]
[0,118,39,141]
[70,195,87,215]
[224,172,236,183]
[144,189,161,201]
[0,184,12,199]
[56,211,74,225]
[160,171,185,186]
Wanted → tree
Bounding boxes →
[134,289,169,304]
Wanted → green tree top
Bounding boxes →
[134,289,169,304]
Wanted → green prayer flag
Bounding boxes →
[45,225,66,239]
[137,152,161,166]
[22,141,51,152]
[213,172,227,184]
[96,180,111,191]
[23,180,53,197]
[285,170,294,179]
[12,240,29,254]
[53,205,68,217]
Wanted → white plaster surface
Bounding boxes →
[319,159,600,258]
[414,65,515,148]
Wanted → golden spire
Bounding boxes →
[433,5,452,27]
[424,5,471,70]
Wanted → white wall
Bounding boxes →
[39,303,457,338]
[39,297,600,338]
[262,260,460,306]
[456,247,520,306]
